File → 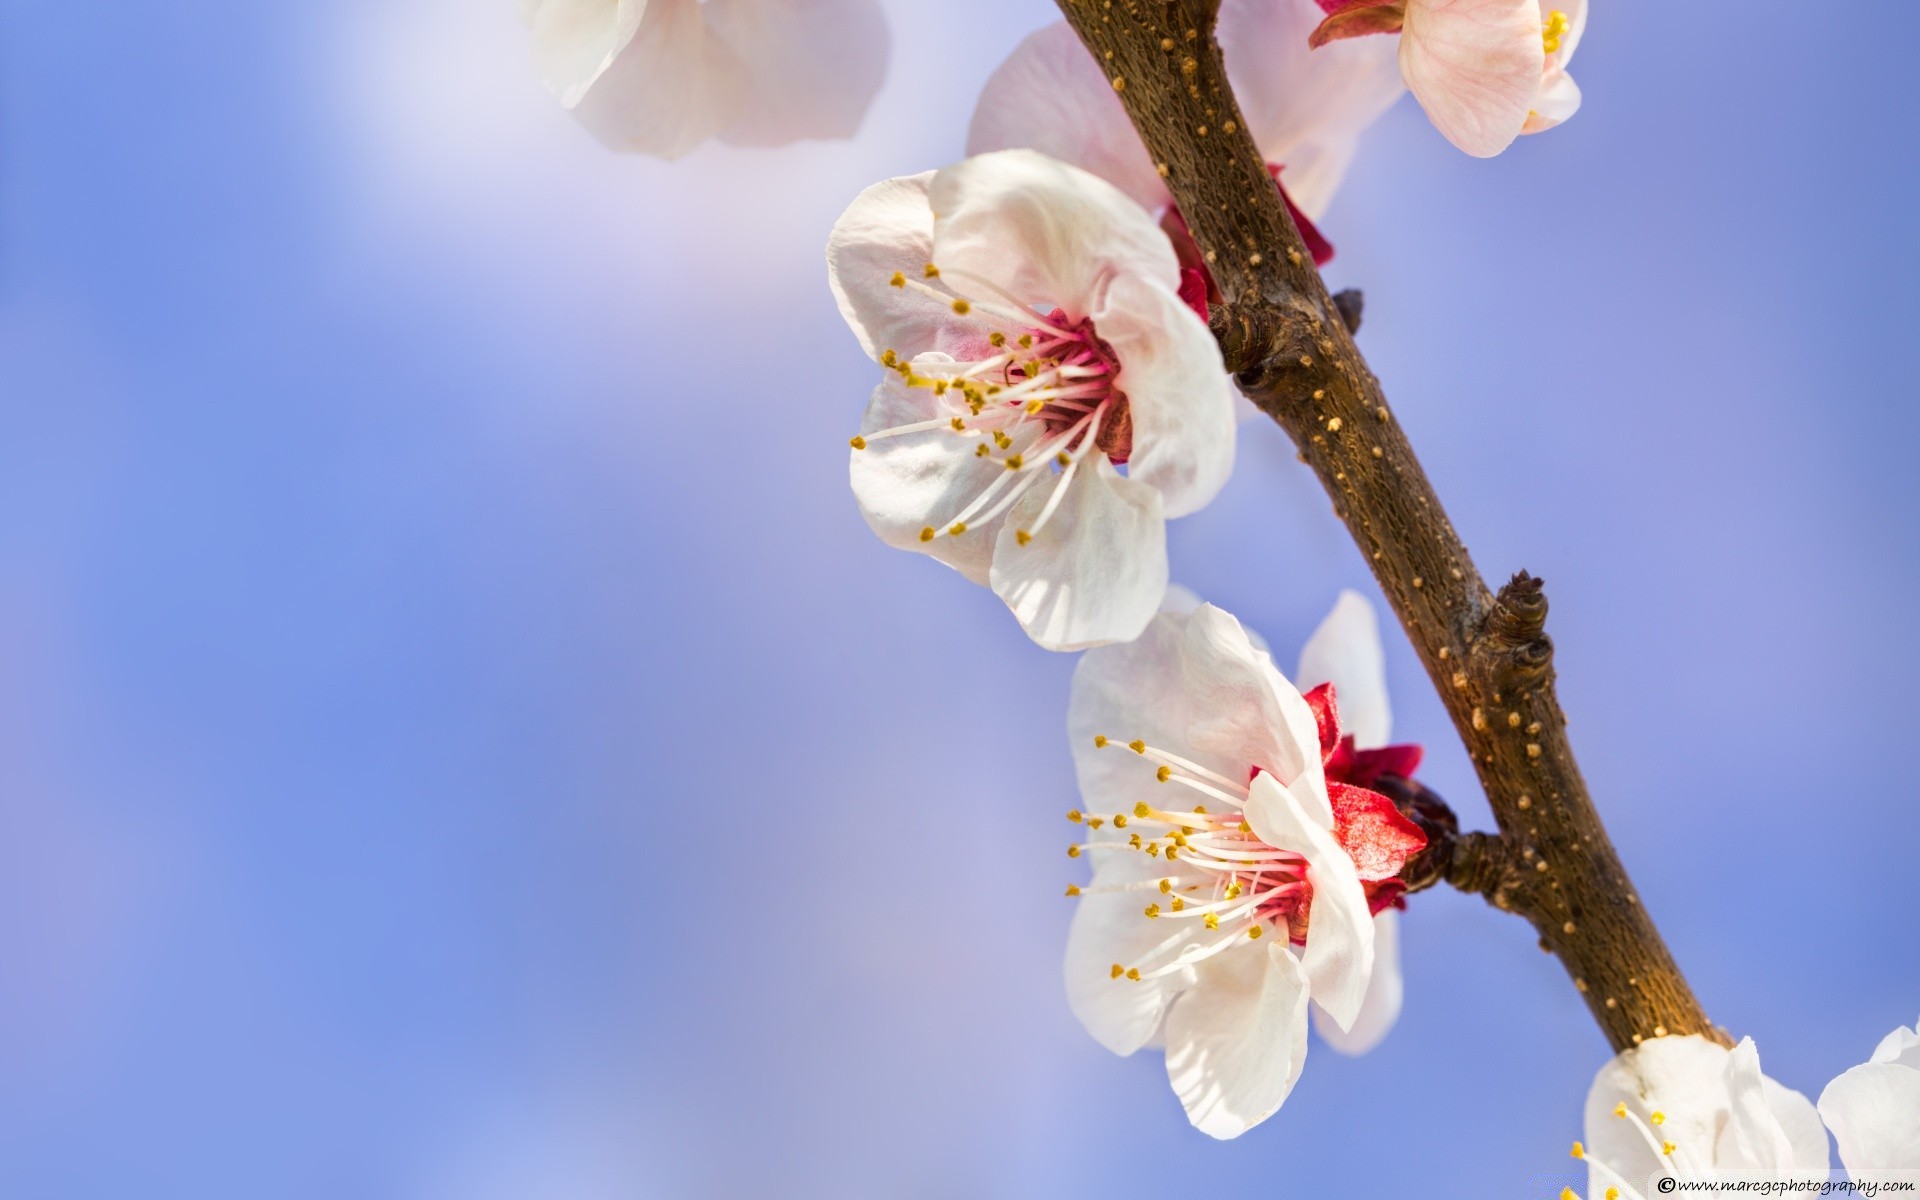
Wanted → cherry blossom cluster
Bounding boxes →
[517,0,1916,1174]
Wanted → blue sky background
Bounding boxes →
[2,1,1915,1196]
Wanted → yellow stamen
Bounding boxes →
[1128,740,1146,754]
[1570,1142,1585,1160]
[1067,809,1083,823]
[1542,9,1570,54]
[889,272,906,288]
[1124,967,1141,981]
[1612,1103,1627,1119]
[1247,925,1263,939]
[1015,530,1032,545]
[1066,884,1082,897]
[1204,913,1219,930]
[1649,1112,1665,1127]
[1143,903,1161,919]
[1110,963,1124,979]
[1159,879,1172,894]
[1067,845,1081,858]
[1092,735,1108,748]
[948,522,967,536]
[923,263,940,278]
[849,435,867,450]
[1155,766,1172,783]
[951,299,971,315]
[918,526,935,543]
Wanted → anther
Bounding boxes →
[1067,809,1084,823]
[951,299,971,315]
[1570,1142,1585,1160]
[1133,802,1150,818]
[1092,735,1109,748]
[849,436,867,450]
[1204,913,1219,930]
[1156,766,1172,783]
[1110,963,1124,979]
[1067,845,1081,858]
[1169,897,1184,912]
[1066,884,1082,897]
[923,263,940,278]
[1159,878,1172,894]
[889,272,906,288]
[1247,925,1263,939]
[1112,814,1127,828]
[918,526,935,543]
[1143,903,1161,919]
[1005,455,1024,471]
[1128,740,1146,754]
[1649,1112,1665,1126]
[1124,967,1141,981]
[948,522,967,536]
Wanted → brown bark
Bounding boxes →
[1054,0,1718,1052]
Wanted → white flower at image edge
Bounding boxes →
[827,150,1234,651]
[1819,1015,1920,1178]
[1572,1035,1829,1199]
[522,0,888,158]
[1060,594,1428,1136]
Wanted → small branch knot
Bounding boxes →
[1331,288,1364,335]
[1477,570,1554,687]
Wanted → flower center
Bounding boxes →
[1065,737,1316,984]
[848,263,1130,548]
[1542,9,1570,55]
[1563,1099,1704,1200]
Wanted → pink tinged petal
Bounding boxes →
[531,0,647,107]
[1064,850,1207,1055]
[1522,67,1581,134]
[1090,272,1235,519]
[1821,1063,1920,1176]
[1296,589,1392,748]
[1399,0,1545,158]
[966,23,1173,212]
[704,0,890,146]
[1312,908,1402,1054]
[990,460,1167,652]
[827,172,969,362]
[570,0,750,159]
[848,363,1003,585]
[929,150,1180,319]
[1245,772,1375,1030]
[1218,0,1404,219]
[1164,942,1312,1139]
[1179,606,1328,810]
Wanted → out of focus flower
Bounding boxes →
[1309,0,1586,157]
[523,0,888,158]
[968,0,1403,266]
[1568,1035,1829,1199]
[1819,1014,1920,1178]
[1061,597,1427,1136]
[827,150,1233,651]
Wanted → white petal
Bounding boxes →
[966,23,1172,212]
[1245,772,1374,1029]
[1821,1063,1920,1177]
[1296,589,1392,749]
[569,0,749,159]
[990,460,1167,651]
[1311,908,1402,1054]
[1064,851,1207,1055]
[1092,272,1236,519]
[929,150,1179,318]
[1164,942,1312,1139]
[705,0,889,146]
[1217,0,1405,219]
[1870,1018,1920,1069]
[531,0,647,107]
[1719,1038,1801,1171]
[1399,0,1545,158]
[829,173,947,360]
[1179,605,1327,815]
[849,361,1009,585]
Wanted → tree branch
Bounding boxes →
[1055,0,1717,1052]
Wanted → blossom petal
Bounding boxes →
[930,150,1179,319]
[1064,851,1207,1055]
[569,0,750,159]
[1296,589,1392,748]
[1246,772,1375,1029]
[705,0,889,146]
[1178,606,1328,815]
[1870,1018,1920,1069]
[1521,67,1581,134]
[1311,908,1402,1054]
[1220,0,1406,219]
[829,173,952,361]
[1399,0,1545,158]
[1092,272,1235,518]
[990,460,1167,651]
[1820,1062,1920,1177]
[966,23,1172,212]
[530,0,647,108]
[1070,608,1227,821]
[849,363,1007,585]
[1328,782,1425,881]
[1164,942,1312,1138]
